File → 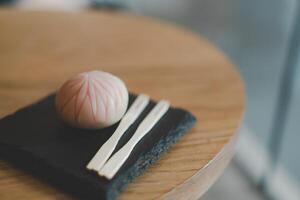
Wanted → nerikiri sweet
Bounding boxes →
[55,71,129,129]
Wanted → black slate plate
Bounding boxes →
[0,93,196,200]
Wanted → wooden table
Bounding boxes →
[0,9,244,200]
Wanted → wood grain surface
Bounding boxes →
[0,9,244,200]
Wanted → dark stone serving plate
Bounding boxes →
[0,93,196,200]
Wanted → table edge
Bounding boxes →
[160,126,241,200]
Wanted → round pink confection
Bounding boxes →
[55,71,129,129]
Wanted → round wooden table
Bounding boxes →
[0,9,244,200]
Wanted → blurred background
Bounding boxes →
[1,0,299,200]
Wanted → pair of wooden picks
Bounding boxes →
[87,94,170,179]
[55,71,169,179]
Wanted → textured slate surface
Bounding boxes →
[0,93,196,200]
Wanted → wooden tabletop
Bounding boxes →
[0,9,244,200]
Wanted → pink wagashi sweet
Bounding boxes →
[55,71,129,129]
